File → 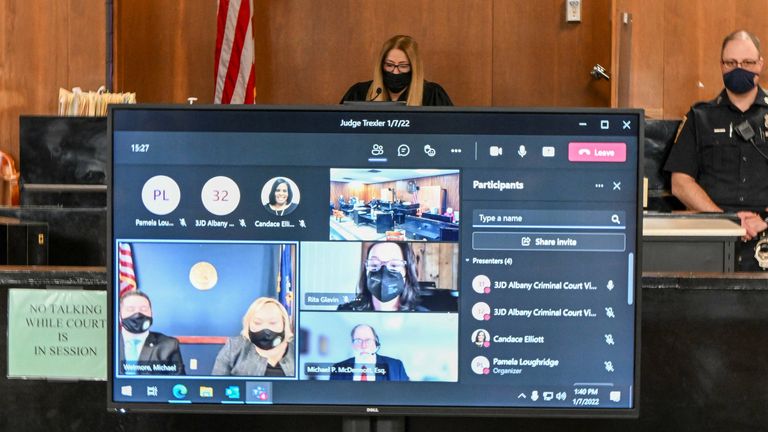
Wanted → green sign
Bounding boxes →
[7,289,106,380]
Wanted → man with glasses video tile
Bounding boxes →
[329,324,409,382]
[665,30,768,270]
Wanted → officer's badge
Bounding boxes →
[765,114,768,138]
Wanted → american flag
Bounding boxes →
[214,0,256,104]
[118,242,138,297]
[277,245,294,316]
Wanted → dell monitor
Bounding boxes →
[108,105,642,418]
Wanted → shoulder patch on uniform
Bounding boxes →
[673,115,687,143]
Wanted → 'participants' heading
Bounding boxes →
[473,180,525,191]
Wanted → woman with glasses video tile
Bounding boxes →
[337,242,428,311]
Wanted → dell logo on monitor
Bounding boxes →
[366,408,380,413]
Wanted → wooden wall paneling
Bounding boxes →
[422,243,439,283]
[492,0,560,106]
[106,0,768,120]
[380,187,393,201]
[252,0,366,105]
[330,174,458,214]
[411,242,427,282]
[695,0,735,104]
[735,0,768,46]
[624,0,768,119]
[661,0,701,119]
[0,1,68,161]
[437,243,458,290]
[659,0,768,119]
[349,182,367,202]
[561,0,613,107]
[418,185,443,213]
[329,181,347,207]
[410,243,455,291]
[67,0,107,92]
[414,174,460,214]
[251,0,493,106]
[394,180,411,202]
[493,0,612,107]
[609,0,622,107]
[610,0,634,109]
[618,0,664,117]
[616,11,632,108]
[422,243,457,290]
[330,181,367,205]
[698,0,768,101]
[113,0,215,103]
[375,181,398,203]
[403,0,493,106]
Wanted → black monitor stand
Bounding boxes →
[342,416,405,432]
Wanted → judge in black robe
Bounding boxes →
[340,80,452,106]
[339,35,453,107]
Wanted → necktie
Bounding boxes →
[129,339,142,360]
[360,365,368,381]
[125,339,142,375]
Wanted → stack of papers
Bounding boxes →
[58,87,136,116]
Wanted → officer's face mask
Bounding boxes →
[366,267,406,302]
[723,67,758,94]
[122,313,152,334]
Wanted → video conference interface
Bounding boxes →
[110,107,640,413]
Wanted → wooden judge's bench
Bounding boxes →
[642,215,746,272]
[1,267,766,431]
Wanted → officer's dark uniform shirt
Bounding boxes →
[664,87,768,213]
[664,87,768,271]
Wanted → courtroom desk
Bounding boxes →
[1,267,766,432]
[643,217,745,272]
[0,265,106,288]
[0,206,106,266]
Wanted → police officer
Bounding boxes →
[665,30,768,271]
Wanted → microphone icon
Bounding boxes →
[517,145,527,158]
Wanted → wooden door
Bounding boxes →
[492,0,614,107]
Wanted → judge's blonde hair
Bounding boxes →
[368,35,424,106]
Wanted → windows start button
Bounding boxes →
[568,142,626,162]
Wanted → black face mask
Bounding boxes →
[723,68,758,94]
[122,313,152,334]
[383,71,412,94]
[249,329,285,350]
[366,268,406,302]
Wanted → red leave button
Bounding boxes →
[568,142,626,162]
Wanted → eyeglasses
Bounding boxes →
[383,62,411,73]
[721,59,760,70]
[365,258,407,272]
[352,338,376,346]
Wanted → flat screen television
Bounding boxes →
[108,105,642,418]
